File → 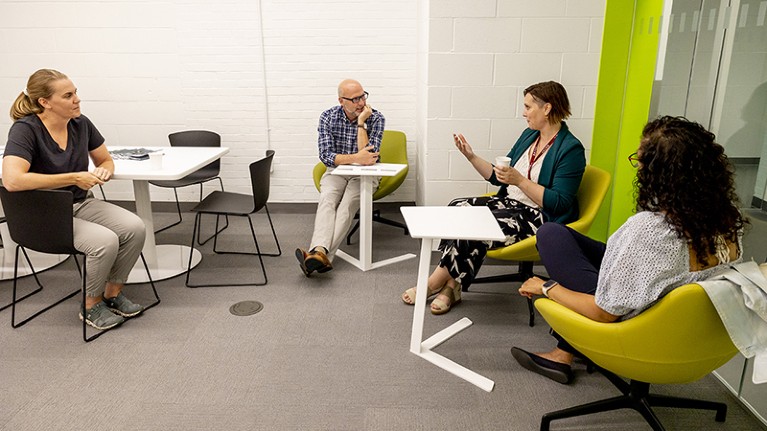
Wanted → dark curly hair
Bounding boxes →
[635,116,746,268]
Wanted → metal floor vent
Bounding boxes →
[229,301,264,316]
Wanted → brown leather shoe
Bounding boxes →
[305,248,333,273]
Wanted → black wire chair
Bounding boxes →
[0,187,160,342]
[150,130,227,241]
[185,150,281,287]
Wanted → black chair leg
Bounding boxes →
[82,252,159,342]
[12,248,79,329]
[154,187,183,234]
[346,209,409,245]
[0,253,44,312]
[525,297,535,327]
[262,205,282,256]
[154,178,228,243]
[372,212,409,234]
[196,178,230,246]
[472,261,538,326]
[196,213,230,246]
[246,216,268,284]
[541,394,638,431]
[647,394,727,422]
[346,213,361,245]
[137,252,161,312]
[186,212,268,287]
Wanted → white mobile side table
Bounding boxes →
[330,163,415,271]
[401,206,505,392]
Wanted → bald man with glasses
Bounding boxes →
[296,79,385,276]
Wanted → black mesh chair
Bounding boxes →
[150,130,226,237]
[186,150,281,287]
[0,187,160,342]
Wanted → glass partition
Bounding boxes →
[650,0,767,208]
[717,0,767,208]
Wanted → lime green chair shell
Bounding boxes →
[312,130,408,200]
[485,164,612,262]
[535,283,738,384]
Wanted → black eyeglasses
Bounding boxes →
[628,152,640,168]
[341,91,369,104]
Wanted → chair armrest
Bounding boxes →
[313,162,327,192]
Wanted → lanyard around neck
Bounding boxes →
[527,133,557,180]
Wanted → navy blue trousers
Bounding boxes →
[536,222,607,353]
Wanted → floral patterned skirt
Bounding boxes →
[438,195,544,289]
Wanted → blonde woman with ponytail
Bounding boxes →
[3,69,147,331]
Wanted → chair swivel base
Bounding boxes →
[541,371,727,431]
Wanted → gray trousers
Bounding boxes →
[72,197,146,297]
[310,169,378,260]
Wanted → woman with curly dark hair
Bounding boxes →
[509,116,746,385]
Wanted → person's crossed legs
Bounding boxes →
[297,171,366,276]
[511,223,606,384]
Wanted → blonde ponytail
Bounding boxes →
[9,69,68,121]
[10,91,42,121]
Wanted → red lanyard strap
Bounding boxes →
[527,134,557,180]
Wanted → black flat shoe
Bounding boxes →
[511,347,573,384]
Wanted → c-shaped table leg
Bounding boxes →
[409,238,495,392]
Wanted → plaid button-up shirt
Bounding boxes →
[317,105,385,167]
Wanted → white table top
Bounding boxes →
[330,163,405,177]
[0,146,229,182]
[109,146,229,181]
[401,206,506,241]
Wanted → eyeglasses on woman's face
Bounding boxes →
[340,91,369,104]
[628,152,640,168]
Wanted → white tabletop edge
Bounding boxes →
[110,146,230,181]
[400,206,506,241]
[330,163,406,177]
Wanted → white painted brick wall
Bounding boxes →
[420,0,605,205]
[0,0,418,203]
[1,0,605,208]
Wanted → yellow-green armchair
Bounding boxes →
[535,283,738,430]
[473,164,611,326]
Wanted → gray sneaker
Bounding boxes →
[79,302,125,330]
[103,292,144,318]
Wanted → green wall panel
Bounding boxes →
[590,0,663,240]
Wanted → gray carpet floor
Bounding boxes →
[1,203,765,431]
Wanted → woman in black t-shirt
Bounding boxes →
[4,68,146,331]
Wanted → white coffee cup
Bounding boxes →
[495,156,511,167]
[149,152,163,169]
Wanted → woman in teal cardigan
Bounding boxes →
[402,81,586,315]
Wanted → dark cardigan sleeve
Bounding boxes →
[540,134,586,223]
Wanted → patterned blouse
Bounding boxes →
[595,211,741,320]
